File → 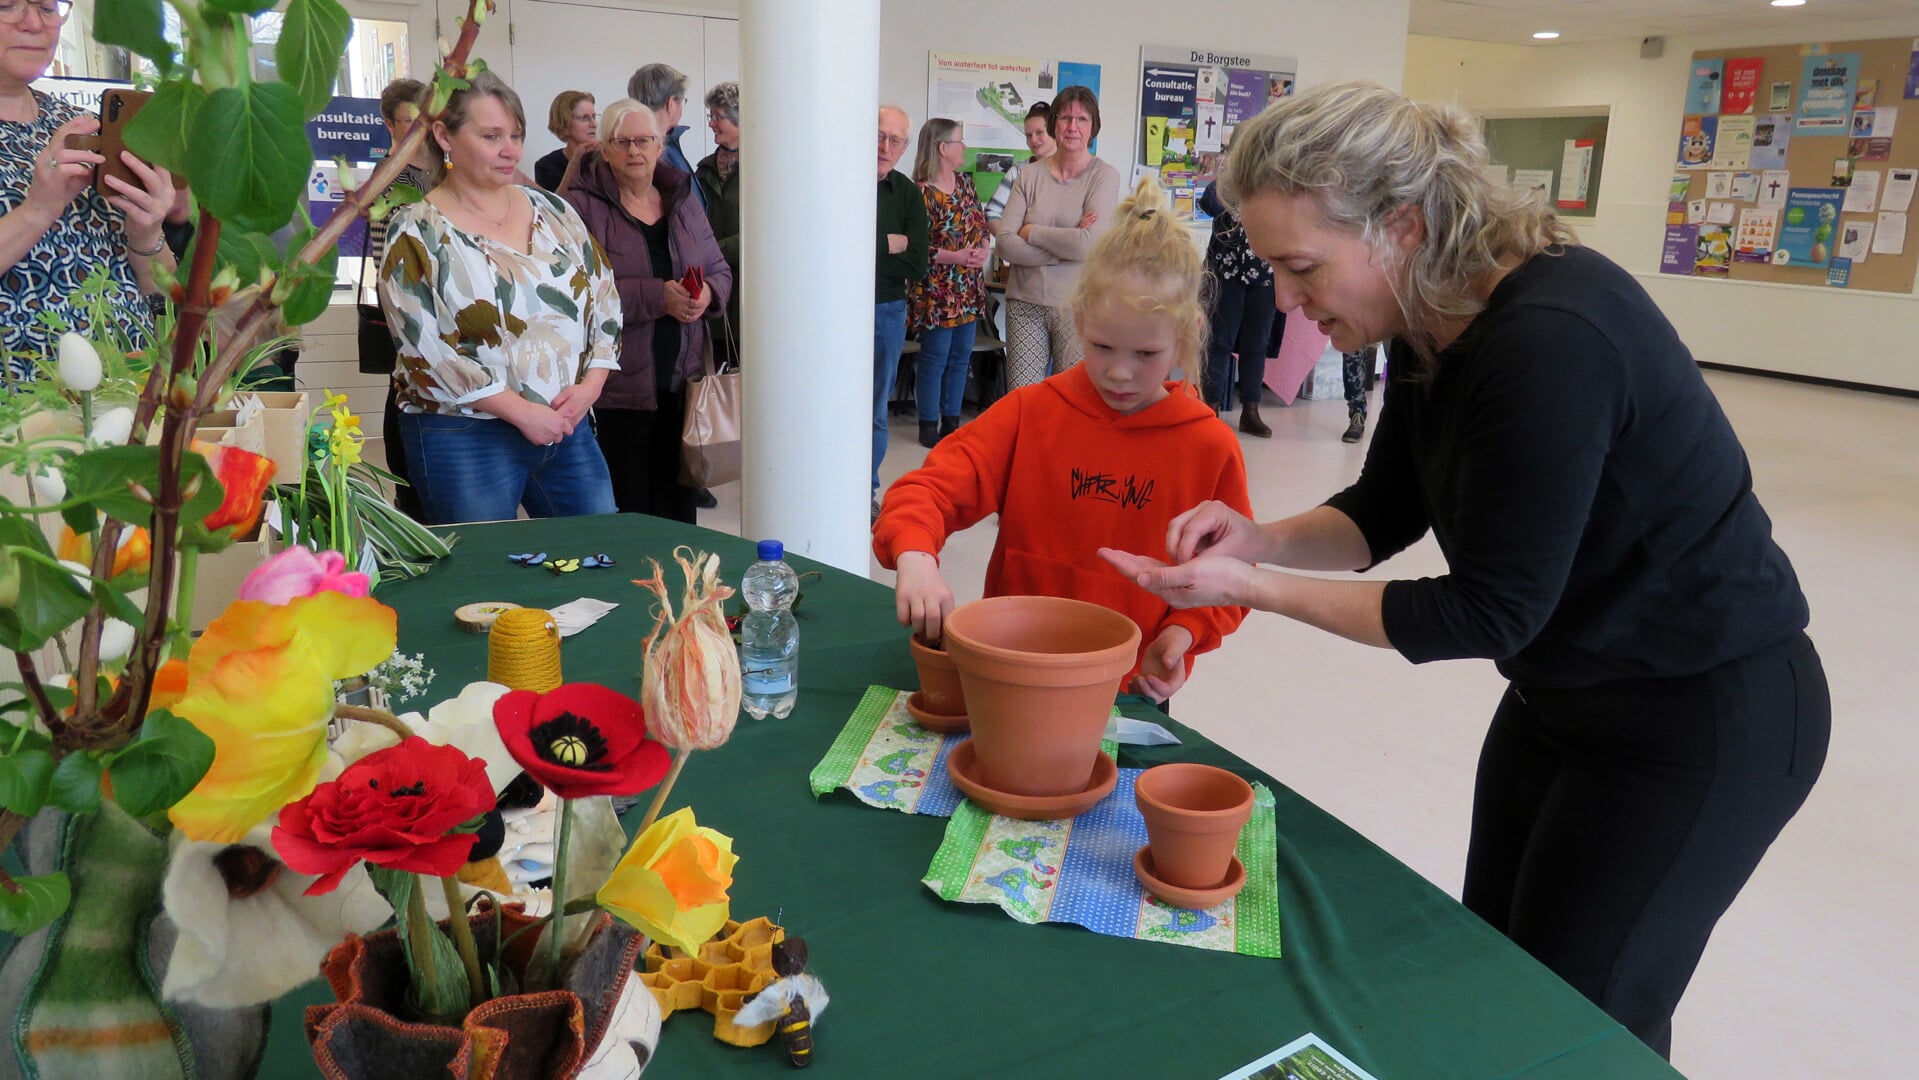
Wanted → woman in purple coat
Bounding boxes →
[564,98,732,522]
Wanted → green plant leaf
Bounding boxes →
[106,708,215,817]
[180,450,227,532]
[59,500,97,535]
[91,579,145,627]
[60,445,165,526]
[92,0,175,76]
[0,747,55,815]
[370,182,425,222]
[280,227,341,325]
[187,83,310,235]
[203,0,279,15]
[216,230,283,285]
[123,79,207,175]
[0,872,72,936]
[48,751,105,814]
[278,0,353,117]
[0,520,92,653]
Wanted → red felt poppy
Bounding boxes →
[492,683,669,799]
[193,441,277,535]
[272,737,497,895]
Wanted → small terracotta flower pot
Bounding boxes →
[1134,763,1255,888]
[909,633,967,716]
[943,596,1140,797]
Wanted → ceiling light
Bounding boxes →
[1770,0,1807,8]
[1533,31,1560,39]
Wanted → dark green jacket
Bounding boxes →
[875,169,930,303]
[694,150,741,275]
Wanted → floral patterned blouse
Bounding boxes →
[379,186,622,416]
[1199,182,1272,288]
[909,178,989,332]
[1,91,151,380]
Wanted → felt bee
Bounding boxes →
[736,937,829,1067]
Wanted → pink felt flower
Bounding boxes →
[240,546,371,606]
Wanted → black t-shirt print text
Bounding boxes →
[1070,467,1155,510]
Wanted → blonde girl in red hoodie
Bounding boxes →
[873,176,1253,705]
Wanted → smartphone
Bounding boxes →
[70,88,154,192]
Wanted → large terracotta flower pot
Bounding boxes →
[909,633,967,716]
[942,596,1140,797]
[1135,763,1255,888]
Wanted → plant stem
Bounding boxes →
[332,702,416,741]
[439,873,485,1008]
[634,749,693,834]
[13,650,68,741]
[405,874,438,992]
[169,547,198,660]
[543,798,575,990]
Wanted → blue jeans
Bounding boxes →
[915,319,977,422]
[1205,276,1276,410]
[397,409,618,525]
[872,299,908,492]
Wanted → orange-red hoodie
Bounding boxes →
[873,364,1251,680]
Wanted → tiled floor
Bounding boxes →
[384,369,1916,1076]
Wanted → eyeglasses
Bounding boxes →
[574,113,598,125]
[939,139,965,146]
[878,134,909,149]
[0,0,71,23]
[607,135,659,153]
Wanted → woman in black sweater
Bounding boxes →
[1103,82,1826,1060]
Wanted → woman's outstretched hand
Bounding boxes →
[1099,548,1259,610]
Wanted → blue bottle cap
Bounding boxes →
[757,539,784,561]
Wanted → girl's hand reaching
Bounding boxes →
[894,551,954,643]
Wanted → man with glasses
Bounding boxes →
[871,104,928,524]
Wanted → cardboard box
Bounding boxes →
[236,390,311,484]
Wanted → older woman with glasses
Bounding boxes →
[907,117,989,448]
[564,99,732,523]
[1,0,177,381]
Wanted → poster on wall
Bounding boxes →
[1557,139,1594,209]
[1827,256,1853,286]
[1686,59,1724,114]
[1710,115,1754,169]
[1770,81,1794,111]
[1135,45,1296,221]
[1907,38,1919,98]
[1758,169,1792,207]
[1677,115,1718,169]
[1776,187,1845,266]
[1734,209,1779,261]
[1661,224,1700,274]
[1750,115,1791,169]
[1667,173,1693,223]
[1796,52,1861,132]
[927,52,1102,204]
[1723,57,1765,113]
[1851,136,1893,161]
[1694,223,1733,274]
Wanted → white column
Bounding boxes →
[739,0,879,575]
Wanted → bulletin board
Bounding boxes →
[1661,37,1919,295]
[1481,111,1610,219]
[1134,45,1296,222]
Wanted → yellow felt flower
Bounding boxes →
[168,592,398,843]
[597,807,736,954]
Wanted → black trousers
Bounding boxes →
[593,397,697,524]
[1204,276,1275,411]
[383,380,424,520]
[1463,634,1829,1058]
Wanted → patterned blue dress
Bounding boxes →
[1,90,152,381]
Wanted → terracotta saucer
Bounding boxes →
[946,740,1117,820]
[905,691,969,734]
[1133,846,1247,910]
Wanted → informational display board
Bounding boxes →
[1134,45,1296,221]
[1662,37,1919,295]
[926,52,1102,205]
[1480,112,1609,220]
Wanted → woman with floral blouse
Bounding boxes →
[1199,179,1277,438]
[380,71,622,525]
[907,117,991,449]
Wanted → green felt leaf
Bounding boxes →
[0,872,72,936]
[92,0,175,75]
[124,79,206,175]
[107,708,215,817]
[277,0,353,116]
[0,748,55,816]
[48,751,105,815]
[187,84,309,235]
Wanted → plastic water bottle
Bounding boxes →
[739,539,800,719]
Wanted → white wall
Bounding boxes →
[880,0,1412,182]
[1405,21,1919,393]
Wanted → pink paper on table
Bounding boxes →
[1264,306,1332,405]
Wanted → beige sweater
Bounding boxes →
[993,156,1122,308]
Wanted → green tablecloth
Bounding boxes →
[260,514,1681,1079]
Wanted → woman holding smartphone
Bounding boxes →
[0,0,176,381]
